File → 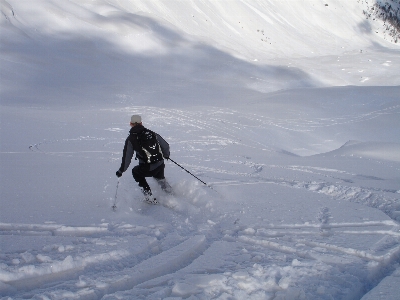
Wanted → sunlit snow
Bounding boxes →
[1,0,399,299]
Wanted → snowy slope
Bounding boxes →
[1,0,400,299]
[1,0,400,107]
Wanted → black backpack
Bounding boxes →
[137,129,164,164]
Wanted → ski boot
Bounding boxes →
[156,178,173,195]
[143,189,159,205]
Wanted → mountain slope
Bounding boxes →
[1,0,399,108]
[1,1,400,299]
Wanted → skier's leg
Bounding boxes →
[132,165,158,204]
[156,178,172,194]
[152,163,165,180]
[153,164,172,193]
[132,164,151,194]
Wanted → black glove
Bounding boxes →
[116,170,122,178]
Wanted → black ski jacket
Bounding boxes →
[118,125,170,173]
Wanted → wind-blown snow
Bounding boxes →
[1,0,399,299]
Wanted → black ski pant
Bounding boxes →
[132,163,165,193]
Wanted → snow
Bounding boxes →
[0,0,399,299]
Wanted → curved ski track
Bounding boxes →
[6,106,399,298]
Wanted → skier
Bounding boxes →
[116,115,171,204]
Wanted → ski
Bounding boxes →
[144,196,159,205]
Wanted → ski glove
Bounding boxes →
[116,170,122,178]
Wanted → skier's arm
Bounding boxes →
[118,138,134,173]
[156,134,170,159]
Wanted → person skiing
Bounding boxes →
[116,115,171,204]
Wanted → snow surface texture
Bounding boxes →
[1,0,399,299]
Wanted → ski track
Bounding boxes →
[1,217,399,298]
[211,174,400,222]
[6,106,399,298]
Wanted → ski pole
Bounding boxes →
[112,179,120,211]
[168,158,209,186]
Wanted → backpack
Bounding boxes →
[137,129,164,164]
